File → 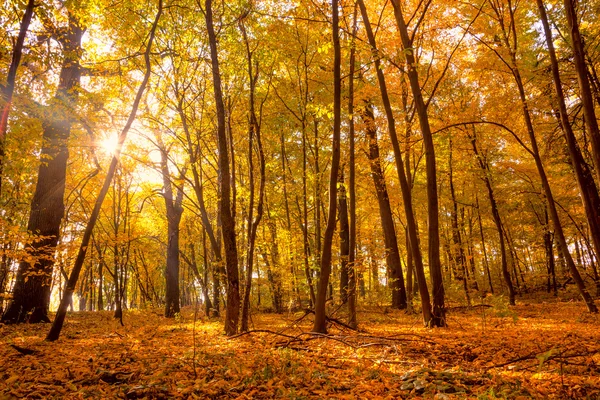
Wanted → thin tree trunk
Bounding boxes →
[495,1,597,312]
[205,0,241,334]
[537,0,600,276]
[347,2,358,329]
[390,0,445,326]
[470,132,514,304]
[312,0,341,333]
[361,103,407,309]
[563,0,600,185]
[338,170,350,304]
[357,0,432,325]
[240,19,266,332]
[46,0,162,341]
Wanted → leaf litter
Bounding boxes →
[1,299,599,399]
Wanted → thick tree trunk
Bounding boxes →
[205,0,241,334]
[159,140,184,318]
[3,14,83,324]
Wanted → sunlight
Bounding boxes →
[98,135,119,155]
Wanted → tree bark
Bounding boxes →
[240,18,266,332]
[159,138,184,318]
[470,132,515,304]
[3,12,83,324]
[357,0,432,325]
[205,0,241,334]
[361,104,407,310]
[312,0,341,333]
[537,0,600,280]
[347,2,358,329]
[389,0,445,326]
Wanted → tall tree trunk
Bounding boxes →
[3,13,83,324]
[475,194,494,294]
[361,104,407,310]
[537,0,600,277]
[496,1,597,312]
[240,19,266,332]
[357,0,432,325]
[390,0,445,326]
[301,123,315,306]
[347,2,358,329]
[312,0,341,333]
[205,0,241,334]
[449,137,470,305]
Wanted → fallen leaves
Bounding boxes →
[0,299,599,398]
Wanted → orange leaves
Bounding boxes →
[1,301,599,398]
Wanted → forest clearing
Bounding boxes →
[2,297,600,399]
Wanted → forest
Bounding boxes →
[1,0,600,398]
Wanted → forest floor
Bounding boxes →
[1,294,600,399]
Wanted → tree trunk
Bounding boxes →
[347,2,358,329]
[470,132,515,304]
[159,138,184,318]
[562,0,600,185]
[361,104,407,309]
[205,0,241,334]
[46,0,162,341]
[537,0,600,278]
[3,13,83,324]
[338,170,350,304]
[357,0,432,325]
[240,19,266,331]
[390,0,445,326]
[312,0,341,333]
[495,1,597,311]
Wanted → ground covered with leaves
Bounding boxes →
[1,296,599,399]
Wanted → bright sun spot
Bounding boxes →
[99,135,118,155]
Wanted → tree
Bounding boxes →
[204,0,240,335]
[390,0,446,326]
[312,0,341,334]
[3,8,83,323]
